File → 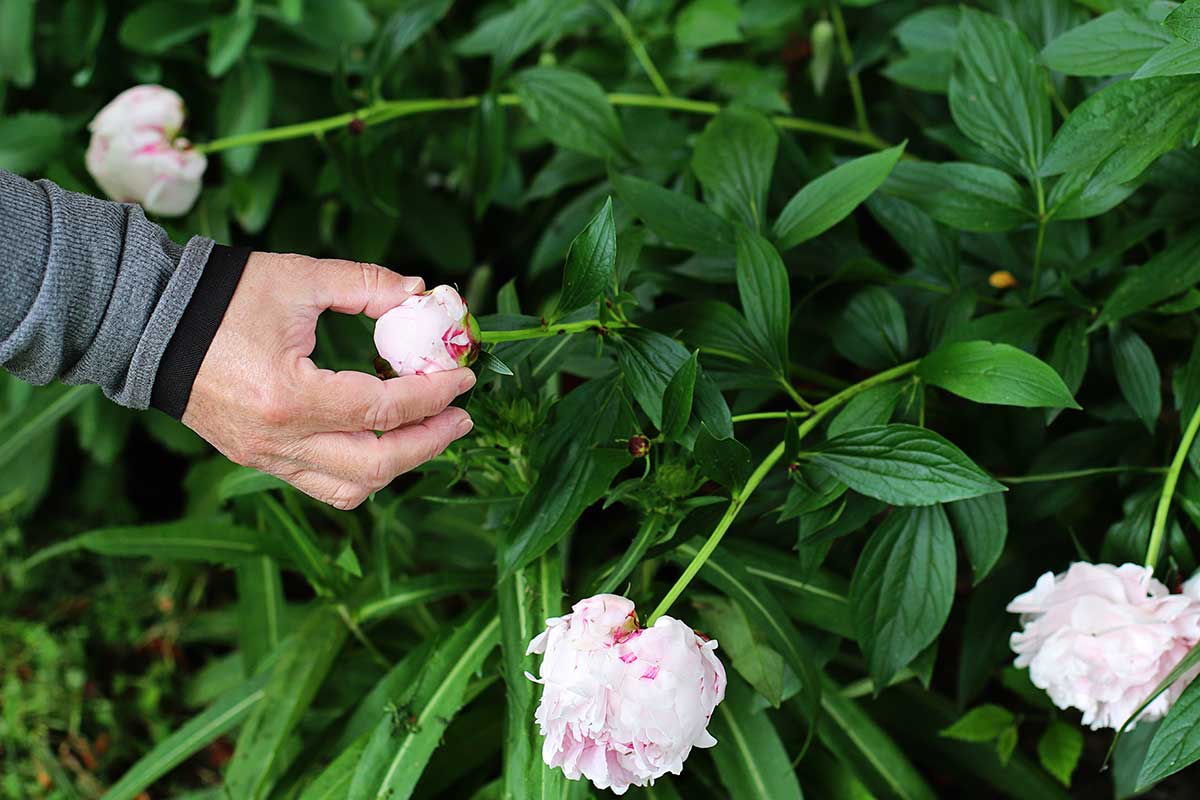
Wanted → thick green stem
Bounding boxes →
[597,0,672,97]
[780,377,816,412]
[194,92,893,156]
[1145,403,1200,569]
[646,360,918,625]
[480,319,623,343]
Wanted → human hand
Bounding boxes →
[182,252,476,509]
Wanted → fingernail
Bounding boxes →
[459,371,477,392]
[403,277,424,292]
[456,415,474,436]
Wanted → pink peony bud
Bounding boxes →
[85,85,206,217]
[1008,562,1200,730]
[526,594,726,795]
[373,285,480,377]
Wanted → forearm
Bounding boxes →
[0,169,215,409]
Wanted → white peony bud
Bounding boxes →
[85,85,206,217]
[373,285,480,377]
[1008,562,1200,730]
[526,594,726,795]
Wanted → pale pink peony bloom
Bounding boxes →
[85,85,206,217]
[526,594,726,795]
[374,285,480,377]
[1008,562,1200,730]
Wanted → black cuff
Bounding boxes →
[151,245,252,419]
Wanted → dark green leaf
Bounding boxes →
[810,424,1005,507]
[736,227,790,370]
[773,144,905,250]
[1095,231,1200,327]
[217,60,273,175]
[1166,0,1200,44]
[558,196,616,316]
[1044,319,1089,424]
[947,494,1007,584]
[119,1,211,53]
[208,11,257,78]
[348,604,499,800]
[611,171,736,255]
[827,382,904,438]
[615,328,733,440]
[676,0,742,50]
[1041,11,1172,77]
[370,0,454,75]
[0,113,64,174]
[940,704,1015,742]
[832,287,909,369]
[1111,326,1161,433]
[692,107,778,230]
[512,66,625,160]
[693,424,752,489]
[1038,722,1083,787]
[918,340,1080,409]
[355,573,491,623]
[883,161,1033,232]
[224,607,348,800]
[1137,668,1200,788]
[662,351,699,441]
[851,505,956,685]
[708,676,803,800]
[0,0,36,86]
[1040,78,1200,185]
[477,350,514,376]
[866,194,959,285]
[950,8,1050,178]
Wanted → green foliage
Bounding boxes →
[7,0,1200,797]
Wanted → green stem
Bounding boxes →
[195,92,893,156]
[780,377,816,412]
[1030,178,1047,302]
[646,360,918,625]
[597,0,672,97]
[1145,402,1200,569]
[480,319,622,343]
[732,411,802,423]
[830,2,870,135]
[999,466,1166,485]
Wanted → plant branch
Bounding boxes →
[480,319,628,343]
[597,0,672,97]
[195,92,894,155]
[999,466,1167,484]
[1145,402,1200,569]
[830,2,870,135]
[646,360,918,624]
[1029,177,1047,302]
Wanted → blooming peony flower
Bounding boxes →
[526,594,726,795]
[1008,562,1200,730]
[85,85,207,217]
[374,285,480,377]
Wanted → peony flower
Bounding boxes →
[526,594,726,795]
[85,85,207,217]
[374,285,480,377]
[1008,562,1200,730]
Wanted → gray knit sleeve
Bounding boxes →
[0,169,215,409]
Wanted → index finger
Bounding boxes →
[309,258,425,318]
[300,365,477,432]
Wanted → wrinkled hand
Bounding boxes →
[183,252,476,509]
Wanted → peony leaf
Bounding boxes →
[557,196,616,316]
[918,340,1081,409]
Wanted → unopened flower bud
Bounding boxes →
[348,118,366,135]
[85,85,206,217]
[628,435,651,458]
[374,285,481,376]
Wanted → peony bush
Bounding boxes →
[6,1,1200,798]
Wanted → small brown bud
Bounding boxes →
[628,435,651,458]
[787,461,801,474]
[348,118,366,135]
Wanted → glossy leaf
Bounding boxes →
[918,341,1080,409]
[558,196,616,315]
[810,424,1005,506]
[1111,326,1161,433]
[611,171,736,255]
[512,66,625,161]
[947,493,1008,585]
[692,107,778,229]
[735,227,790,370]
[773,144,905,250]
[851,505,957,686]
